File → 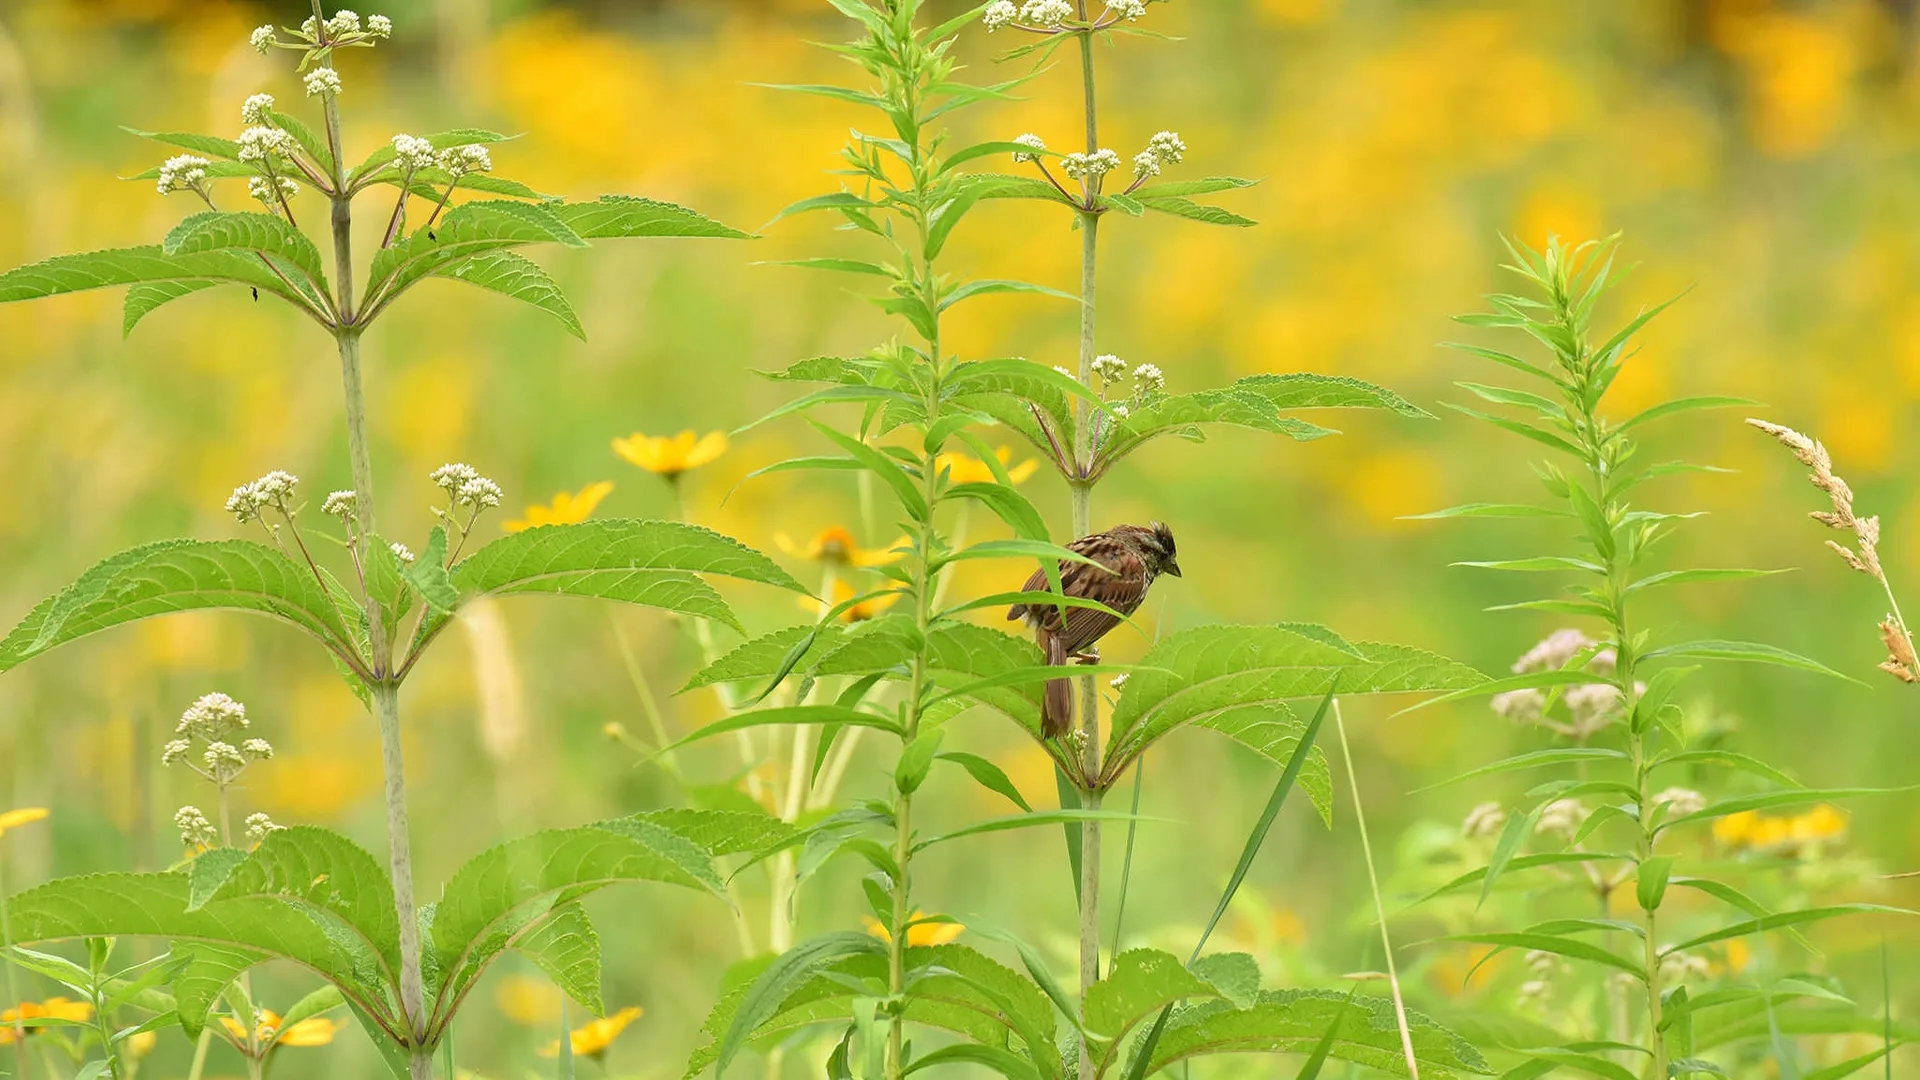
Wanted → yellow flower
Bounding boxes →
[1711,809,1757,846]
[862,911,964,947]
[802,580,902,623]
[125,1029,158,1058]
[218,1010,343,1051]
[0,807,49,837]
[1711,804,1847,854]
[773,526,906,568]
[612,429,728,478]
[503,480,615,532]
[1,997,94,1042]
[494,974,564,1026]
[935,446,1038,486]
[1790,803,1848,843]
[540,1005,643,1059]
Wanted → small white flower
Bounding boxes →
[1105,0,1148,18]
[241,93,275,126]
[1062,149,1120,181]
[321,490,358,518]
[237,126,292,163]
[174,805,217,847]
[1461,801,1507,838]
[1011,133,1046,163]
[390,541,416,564]
[982,0,1017,30]
[252,470,298,505]
[1654,787,1707,819]
[1132,150,1162,179]
[1132,362,1165,393]
[1659,950,1711,984]
[1109,673,1130,691]
[178,692,249,740]
[1490,687,1546,723]
[1053,365,1078,380]
[391,134,436,172]
[156,154,210,195]
[204,741,247,778]
[436,144,492,177]
[431,462,480,491]
[326,9,362,36]
[299,16,319,36]
[248,176,299,206]
[1091,354,1126,384]
[367,14,393,37]
[1019,0,1074,27]
[1110,404,1130,419]
[249,24,277,52]
[161,739,192,766]
[1513,628,1596,674]
[241,738,275,761]
[457,476,503,509]
[1147,130,1186,165]
[1536,798,1587,839]
[245,812,285,845]
[303,67,343,99]
[225,485,262,523]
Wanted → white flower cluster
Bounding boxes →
[391,134,436,172]
[1109,673,1129,690]
[1020,0,1074,27]
[161,739,191,766]
[1010,133,1046,163]
[203,740,247,781]
[1461,801,1506,838]
[1535,797,1587,840]
[321,490,358,518]
[303,66,343,98]
[431,462,503,508]
[390,541,416,564]
[437,144,492,177]
[1654,786,1706,818]
[242,738,275,760]
[1062,149,1121,182]
[237,126,293,163]
[1110,404,1130,419]
[156,154,210,196]
[249,176,299,206]
[177,691,248,741]
[250,25,277,52]
[1105,0,1148,18]
[1133,130,1187,179]
[982,0,1017,31]
[1659,950,1711,984]
[1091,353,1126,384]
[245,812,285,845]
[368,14,393,37]
[326,9,362,35]
[174,805,217,848]
[225,470,299,523]
[1132,362,1165,394]
[241,93,275,126]
[1514,628,1594,673]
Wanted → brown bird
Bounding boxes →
[1007,522,1181,738]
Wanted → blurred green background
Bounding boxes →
[3,0,1920,1074]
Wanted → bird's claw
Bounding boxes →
[1072,647,1100,665]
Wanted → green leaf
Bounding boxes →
[1614,395,1759,432]
[761,257,894,277]
[938,277,1080,313]
[912,809,1153,852]
[1637,856,1673,911]
[767,191,880,225]
[0,539,360,675]
[936,752,1032,811]
[1651,749,1800,789]
[713,933,888,1078]
[402,526,458,614]
[1132,177,1258,198]
[631,809,798,859]
[805,419,929,521]
[436,251,584,339]
[1404,502,1568,520]
[1136,195,1257,227]
[1664,905,1913,954]
[1626,568,1787,593]
[162,211,328,291]
[200,826,401,980]
[682,624,847,691]
[363,200,588,312]
[894,726,945,795]
[435,519,804,638]
[1139,989,1490,1076]
[1423,748,1628,791]
[1093,388,1339,468]
[1441,933,1644,979]
[1667,787,1917,829]
[123,127,241,159]
[667,705,902,753]
[123,279,220,335]
[1412,853,1631,905]
[1085,948,1220,1049]
[550,194,751,240]
[514,902,603,1016]
[1643,640,1855,681]
[0,245,326,314]
[942,482,1048,541]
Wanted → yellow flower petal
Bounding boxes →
[802,580,901,623]
[935,447,1037,486]
[863,910,963,947]
[539,1005,643,1058]
[613,429,728,477]
[504,481,615,533]
[273,1016,344,1048]
[0,807,49,837]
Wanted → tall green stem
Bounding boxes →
[1334,702,1418,1078]
[314,43,429,1077]
[1071,14,1104,1077]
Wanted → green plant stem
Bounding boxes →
[186,1028,211,1080]
[1,847,30,1080]
[1333,701,1418,1079]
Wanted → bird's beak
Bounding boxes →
[1165,559,1182,578]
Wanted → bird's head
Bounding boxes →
[1142,520,1180,577]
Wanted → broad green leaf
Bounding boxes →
[0,539,359,675]
[1140,989,1491,1076]
[550,195,751,240]
[168,941,261,1035]
[362,200,587,313]
[1643,639,1854,681]
[161,211,328,291]
[682,624,849,691]
[436,251,584,339]
[123,279,219,335]
[0,245,326,314]
[514,902,603,1016]
[201,827,401,980]
[1136,195,1257,227]
[1637,855,1673,911]
[401,526,458,614]
[711,933,888,1078]
[937,752,1032,811]
[631,809,798,859]
[1131,177,1258,198]
[1234,373,1433,417]
[1085,948,1220,1048]
[1093,389,1338,469]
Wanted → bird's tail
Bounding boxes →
[1042,633,1072,739]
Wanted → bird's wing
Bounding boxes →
[1052,546,1148,654]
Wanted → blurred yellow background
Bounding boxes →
[2,0,1919,1074]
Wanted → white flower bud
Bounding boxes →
[1132,362,1165,393]
[1110,404,1130,419]
[248,176,299,206]
[326,10,362,35]
[161,739,192,766]
[249,25,277,52]
[174,805,217,847]
[178,692,248,740]
[1062,149,1120,181]
[390,541,416,564]
[983,0,1017,30]
[431,462,480,491]
[245,812,285,845]
[1019,0,1074,27]
[1091,354,1126,384]
[321,490,358,518]
[367,14,393,37]
[1146,130,1186,165]
[457,476,503,509]
[1132,150,1161,179]
[237,126,292,163]
[436,144,492,177]
[391,134,436,172]
[241,738,274,761]
[156,154,210,196]
[1105,0,1148,18]
[303,67,343,98]
[241,93,275,126]
[204,741,247,778]
[1053,365,1078,380]
[1011,133,1046,163]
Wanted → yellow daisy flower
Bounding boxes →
[218,1009,343,1051]
[613,429,728,478]
[540,1005,643,1059]
[802,580,902,623]
[862,911,965,947]
[773,526,907,568]
[0,807,48,837]
[936,446,1038,486]
[1,997,94,1044]
[504,481,615,533]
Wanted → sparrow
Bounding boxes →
[1007,522,1181,738]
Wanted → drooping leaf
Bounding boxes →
[122,279,219,335]
[514,902,603,1016]
[436,251,584,339]
[161,211,329,292]
[1085,948,1220,1049]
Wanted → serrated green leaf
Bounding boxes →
[436,251,583,339]
[1136,195,1257,227]
[1643,639,1854,681]
[550,194,750,240]
[123,279,220,335]
[1140,989,1491,1076]
[162,211,327,291]
[513,902,603,1016]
